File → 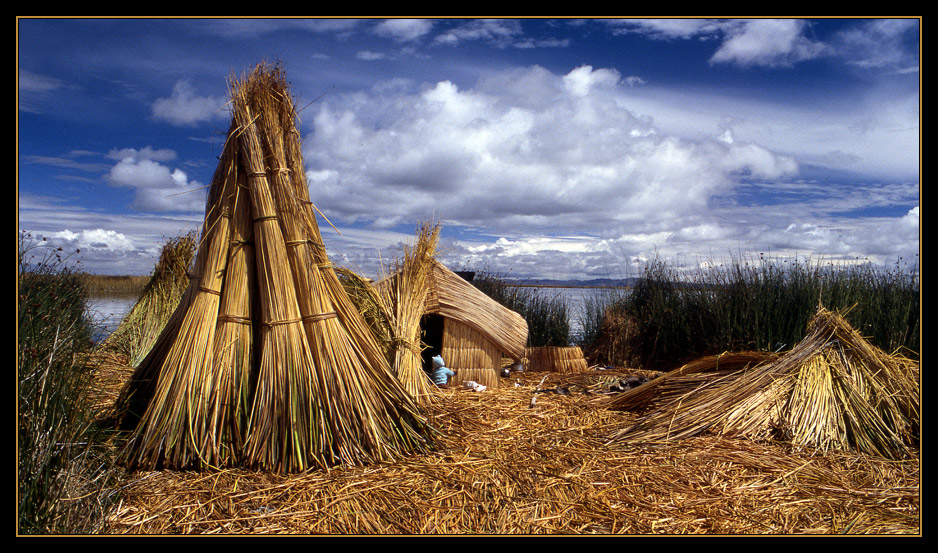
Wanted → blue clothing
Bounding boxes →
[432,366,454,386]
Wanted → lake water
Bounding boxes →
[86,296,136,343]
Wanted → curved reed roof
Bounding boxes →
[424,259,528,362]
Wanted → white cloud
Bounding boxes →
[608,19,827,68]
[304,65,799,237]
[18,69,64,92]
[432,19,524,48]
[105,147,205,212]
[605,18,725,40]
[151,80,227,126]
[356,50,387,61]
[298,62,917,278]
[709,19,827,67]
[832,18,919,70]
[374,18,434,42]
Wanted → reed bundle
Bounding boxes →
[116,63,435,472]
[525,346,590,374]
[605,351,779,413]
[101,231,196,366]
[375,223,440,403]
[607,307,920,459]
[335,267,394,359]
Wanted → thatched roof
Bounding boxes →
[607,307,920,459]
[423,259,528,362]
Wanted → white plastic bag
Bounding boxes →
[462,380,487,392]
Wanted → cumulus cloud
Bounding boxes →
[105,147,205,212]
[151,80,227,126]
[304,65,799,237]
[373,18,434,42]
[299,62,916,279]
[709,19,827,67]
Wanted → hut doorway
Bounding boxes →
[420,313,445,373]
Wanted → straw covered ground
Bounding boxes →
[98,365,919,535]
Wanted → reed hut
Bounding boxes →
[379,259,526,390]
[115,63,435,472]
[607,307,919,459]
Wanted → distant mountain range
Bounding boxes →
[509,277,641,288]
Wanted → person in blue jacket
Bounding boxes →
[431,355,455,389]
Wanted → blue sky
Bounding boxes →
[17,17,920,280]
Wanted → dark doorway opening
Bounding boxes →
[420,313,445,373]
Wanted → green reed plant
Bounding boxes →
[595,253,919,371]
[577,287,627,348]
[18,233,121,534]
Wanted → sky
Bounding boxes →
[17,17,920,281]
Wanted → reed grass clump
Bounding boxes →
[587,254,919,371]
[374,222,441,403]
[608,307,920,460]
[115,62,435,473]
[18,233,122,533]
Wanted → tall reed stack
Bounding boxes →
[117,63,435,472]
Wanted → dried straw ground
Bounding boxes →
[98,366,919,535]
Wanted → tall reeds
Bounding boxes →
[18,234,121,533]
[117,63,434,472]
[588,254,919,371]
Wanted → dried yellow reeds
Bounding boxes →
[607,307,920,459]
[425,260,527,363]
[441,318,502,371]
[605,351,779,413]
[105,370,919,534]
[375,222,440,404]
[335,267,395,360]
[116,62,435,472]
[119,135,238,469]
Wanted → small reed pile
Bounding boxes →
[115,63,435,472]
[525,346,589,374]
[101,231,196,366]
[607,307,920,459]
